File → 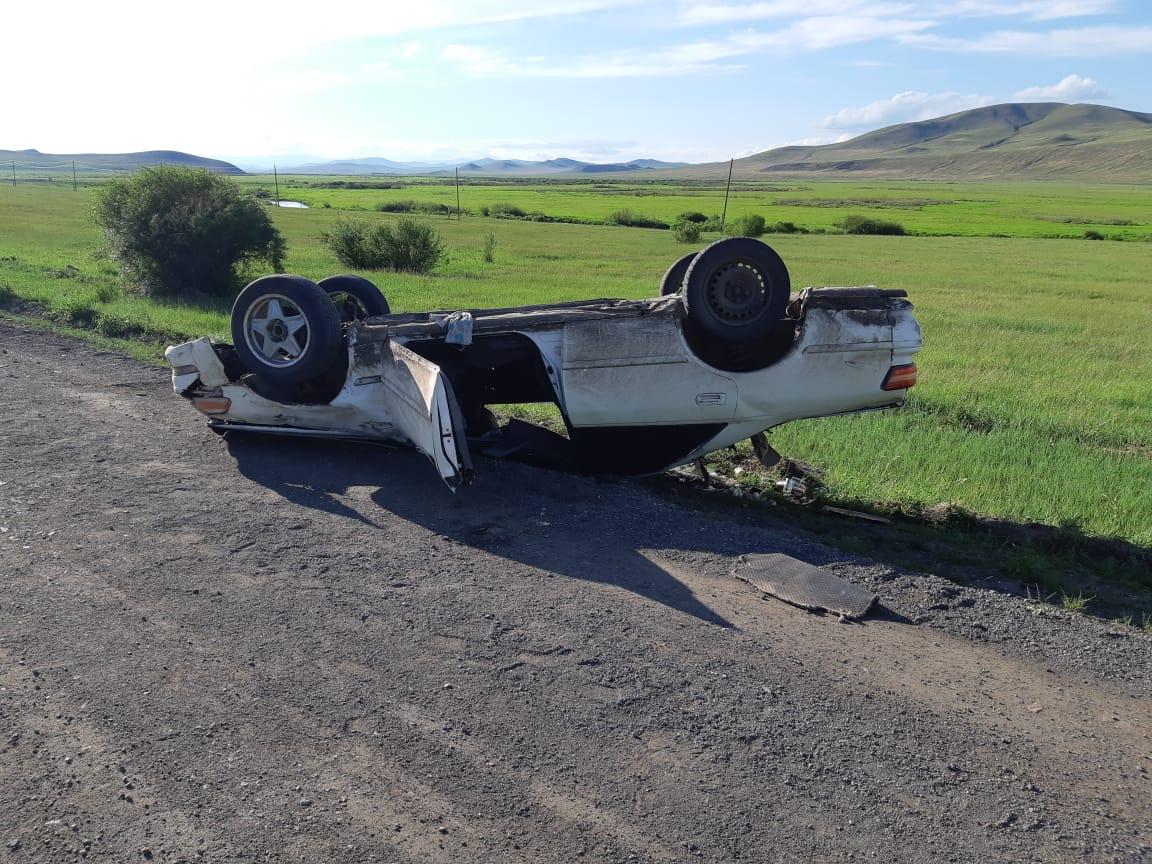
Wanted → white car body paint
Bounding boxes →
[165,287,921,489]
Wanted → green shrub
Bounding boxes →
[702,215,724,232]
[838,214,906,235]
[729,213,767,238]
[94,284,120,303]
[482,233,497,263]
[93,166,285,298]
[376,199,451,215]
[606,209,669,229]
[58,298,98,326]
[320,217,445,273]
[1084,229,1105,240]
[95,312,143,339]
[677,211,708,224]
[768,221,804,234]
[672,220,702,243]
[490,203,527,218]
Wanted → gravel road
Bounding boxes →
[1,322,1149,863]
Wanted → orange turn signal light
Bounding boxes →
[882,363,917,391]
[191,396,232,415]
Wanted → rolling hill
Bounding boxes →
[278,156,688,176]
[1,149,244,175]
[684,102,1152,181]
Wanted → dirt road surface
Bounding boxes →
[1,322,1149,863]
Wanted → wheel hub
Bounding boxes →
[706,262,767,323]
[243,294,310,366]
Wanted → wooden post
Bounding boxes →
[455,167,462,220]
[273,165,280,206]
[720,158,734,232]
[10,161,15,187]
[72,160,78,191]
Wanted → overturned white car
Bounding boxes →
[166,238,921,488]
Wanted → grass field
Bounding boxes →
[257,175,1152,241]
[1,180,1150,558]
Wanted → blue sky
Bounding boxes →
[5,1,1151,164]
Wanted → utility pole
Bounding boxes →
[72,160,78,191]
[273,165,280,206]
[720,158,734,232]
[455,167,462,220]
[10,161,15,187]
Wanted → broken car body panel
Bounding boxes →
[166,287,921,488]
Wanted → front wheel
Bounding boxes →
[230,275,343,391]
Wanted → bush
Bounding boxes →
[490,203,528,218]
[606,209,669,230]
[672,220,702,243]
[1084,229,1105,240]
[93,166,285,298]
[768,221,804,234]
[838,214,906,235]
[729,213,767,238]
[375,199,451,215]
[482,233,497,263]
[320,217,445,273]
[677,211,708,224]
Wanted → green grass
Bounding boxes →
[1,181,1150,554]
[254,175,1152,241]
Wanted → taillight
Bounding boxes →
[882,363,917,391]
[191,395,232,415]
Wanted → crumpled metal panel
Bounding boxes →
[732,553,877,619]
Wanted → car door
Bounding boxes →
[559,313,737,428]
[368,336,473,489]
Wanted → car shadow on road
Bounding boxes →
[225,433,734,627]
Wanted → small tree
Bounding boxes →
[730,213,767,238]
[321,217,445,273]
[93,166,285,298]
[672,220,702,243]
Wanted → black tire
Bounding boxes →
[318,274,390,322]
[659,252,698,296]
[681,238,790,343]
[230,274,343,392]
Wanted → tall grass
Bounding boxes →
[1,183,1149,546]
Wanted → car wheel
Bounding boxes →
[318,274,390,323]
[230,275,343,391]
[659,252,698,296]
[681,237,789,343]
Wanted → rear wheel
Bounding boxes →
[230,275,343,394]
[318,274,390,323]
[680,238,793,373]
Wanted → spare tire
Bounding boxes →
[681,238,790,344]
[230,274,343,391]
[318,274,390,322]
[659,251,698,296]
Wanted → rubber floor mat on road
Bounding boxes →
[733,553,877,619]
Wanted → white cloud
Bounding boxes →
[1014,73,1107,100]
[903,25,1152,55]
[439,15,936,78]
[678,0,1113,25]
[678,1,914,25]
[823,90,996,129]
[936,0,1115,20]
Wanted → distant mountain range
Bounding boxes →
[9,103,1151,181]
[678,102,1152,181]
[1,148,243,174]
[273,156,690,175]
